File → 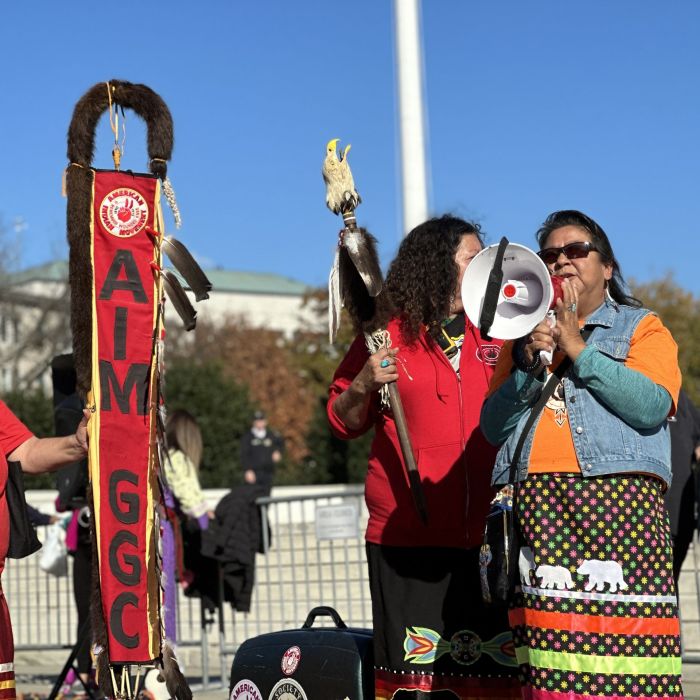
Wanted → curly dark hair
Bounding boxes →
[536,210,641,308]
[373,215,484,343]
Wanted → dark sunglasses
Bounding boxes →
[537,241,597,265]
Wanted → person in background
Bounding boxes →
[48,355,96,697]
[0,401,89,700]
[239,410,283,495]
[162,409,211,647]
[328,215,520,699]
[481,209,682,699]
[664,388,700,583]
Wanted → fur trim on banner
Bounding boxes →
[66,80,175,397]
[66,164,95,398]
[67,80,173,175]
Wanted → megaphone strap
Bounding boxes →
[479,236,509,340]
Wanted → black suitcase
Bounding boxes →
[229,606,374,699]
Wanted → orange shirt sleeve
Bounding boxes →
[624,314,681,414]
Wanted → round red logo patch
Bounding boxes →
[281,646,301,676]
[99,188,149,238]
[229,679,263,700]
[476,344,501,366]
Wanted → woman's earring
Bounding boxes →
[605,282,616,305]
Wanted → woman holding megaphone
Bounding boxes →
[481,210,682,698]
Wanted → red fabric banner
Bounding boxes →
[90,170,161,663]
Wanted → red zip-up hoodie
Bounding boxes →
[327,317,502,549]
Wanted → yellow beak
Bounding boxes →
[326,137,340,153]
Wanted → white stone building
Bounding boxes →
[0,260,317,393]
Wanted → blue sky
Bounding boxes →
[1,1,698,294]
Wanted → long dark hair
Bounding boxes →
[536,210,641,308]
[373,215,484,343]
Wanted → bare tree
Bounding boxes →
[0,216,72,392]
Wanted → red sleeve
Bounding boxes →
[327,335,379,440]
[0,400,34,456]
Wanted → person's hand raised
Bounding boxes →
[553,278,587,361]
[353,348,399,394]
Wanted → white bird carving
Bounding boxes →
[322,138,361,215]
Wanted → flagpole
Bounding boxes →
[394,0,429,237]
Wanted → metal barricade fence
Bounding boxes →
[8,486,700,682]
[7,486,372,683]
[174,486,372,683]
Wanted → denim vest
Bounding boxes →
[492,301,672,487]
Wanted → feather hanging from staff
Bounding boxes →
[328,227,383,341]
[160,642,193,700]
[161,269,197,331]
[160,235,212,301]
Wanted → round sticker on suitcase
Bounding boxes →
[231,679,263,700]
[268,678,307,700]
[281,646,301,675]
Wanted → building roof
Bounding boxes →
[5,260,310,297]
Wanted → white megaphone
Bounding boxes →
[461,241,564,364]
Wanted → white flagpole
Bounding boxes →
[394,0,429,238]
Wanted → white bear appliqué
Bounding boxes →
[518,547,536,586]
[576,559,628,593]
[535,564,574,590]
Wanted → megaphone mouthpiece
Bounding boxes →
[501,280,530,304]
[549,275,565,310]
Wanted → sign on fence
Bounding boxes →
[315,503,359,540]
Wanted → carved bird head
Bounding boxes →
[322,138,361,215]
[326,137,340,158]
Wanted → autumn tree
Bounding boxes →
[288,289,373,484]
[170,316,318,484]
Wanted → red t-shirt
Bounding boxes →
[0,402,34,577]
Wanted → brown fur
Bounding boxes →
[66,164,95,397]
[339,227,383,333]
[66,79,175,397]
[67,79,173,175]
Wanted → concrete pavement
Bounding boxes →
[13,648,700,699]
[14,647,227,700]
